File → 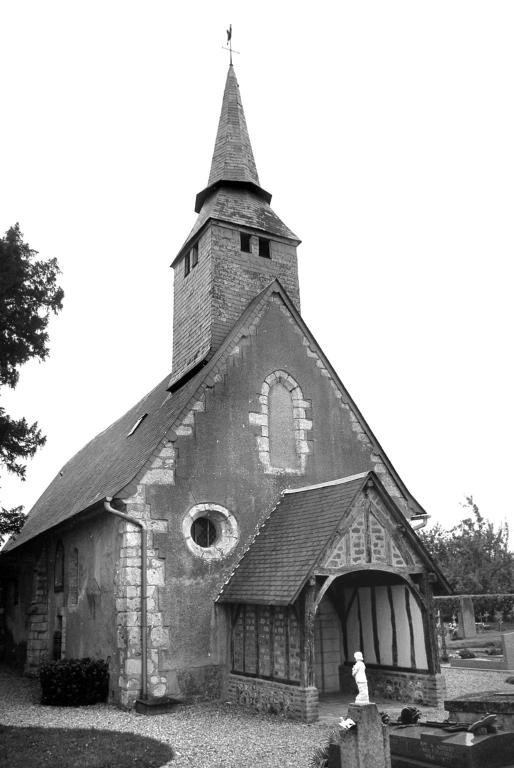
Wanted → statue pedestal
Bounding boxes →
[337,703,391,768]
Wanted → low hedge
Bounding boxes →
[40,658,109,706]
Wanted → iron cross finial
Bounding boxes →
[222,24,240,65]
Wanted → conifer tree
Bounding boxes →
[0,224,64,537]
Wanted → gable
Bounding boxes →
[321,487,424,572]
[7,279,428,553]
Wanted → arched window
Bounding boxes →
[68,548,79,605]
[54,540,64,592]
[269,382,298,470]
[249,371,312,474]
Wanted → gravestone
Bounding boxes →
[390,725,514,768]
[391,690,514,767]
[457,597,477,639]
[501,632,514,670]
[445,690,514,731]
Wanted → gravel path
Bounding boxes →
[0,666,329,768]
[1,665,513,767]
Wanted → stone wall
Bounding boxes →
[25,545,49,674]
[115,483,169,708]
[226,673,319,722]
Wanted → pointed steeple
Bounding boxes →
[169,63,301,390]
[195,65,272,213]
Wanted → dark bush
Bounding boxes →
[458,649,476,659]
[486,647,503,656]
[399,707,422,724]
[40,658,109,706]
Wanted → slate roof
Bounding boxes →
[207,64,261,189]
[6,283,278,552]
[175,187,299,265]
[194,64,272,213]
[6,369,205,551]
[173,65,298,266]
[217,474,369,606]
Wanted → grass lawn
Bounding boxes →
[0,725,173,768]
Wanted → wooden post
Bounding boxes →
[300,577,317,687]
[422,572,440,674]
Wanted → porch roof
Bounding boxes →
[216,471,451,605]
[216,473,369,606]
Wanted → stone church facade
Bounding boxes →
[0,64,450,721]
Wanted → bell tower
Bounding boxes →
[169,64,301,389]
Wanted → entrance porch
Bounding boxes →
[217,472,450,721]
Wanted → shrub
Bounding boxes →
[40,658,109,706]
[458,649,476,659]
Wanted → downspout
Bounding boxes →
[104,497,148,701]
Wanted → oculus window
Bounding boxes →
[183,503,239,561]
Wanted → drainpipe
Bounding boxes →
[104,497,148,701]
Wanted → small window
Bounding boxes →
[191,243,198,267]
[259,237,271,258]
[54,540,64,592]
[191,517,218,548]
[127,413,147,437]
[183,503,240,561]
[53,615,63,660]
[240,232,251,253]
[184,251,190,276]
[69,548,79,606]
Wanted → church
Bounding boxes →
[0,63,450,722]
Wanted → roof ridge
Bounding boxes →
[283,472,370,495]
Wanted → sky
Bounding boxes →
[1,1,513,540]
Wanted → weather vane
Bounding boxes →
[222,24,240,65]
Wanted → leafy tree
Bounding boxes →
[0,224,64,537]
[419,497,514,594]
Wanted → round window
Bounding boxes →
[183,503,239,560]
[191,517,218,548]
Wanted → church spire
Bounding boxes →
[195,65,272,213]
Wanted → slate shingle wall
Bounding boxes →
[171,228,213,381]
[211,224,300,349]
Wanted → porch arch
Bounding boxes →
[313,569,430,696]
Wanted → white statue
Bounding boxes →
[352,651,369,704]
